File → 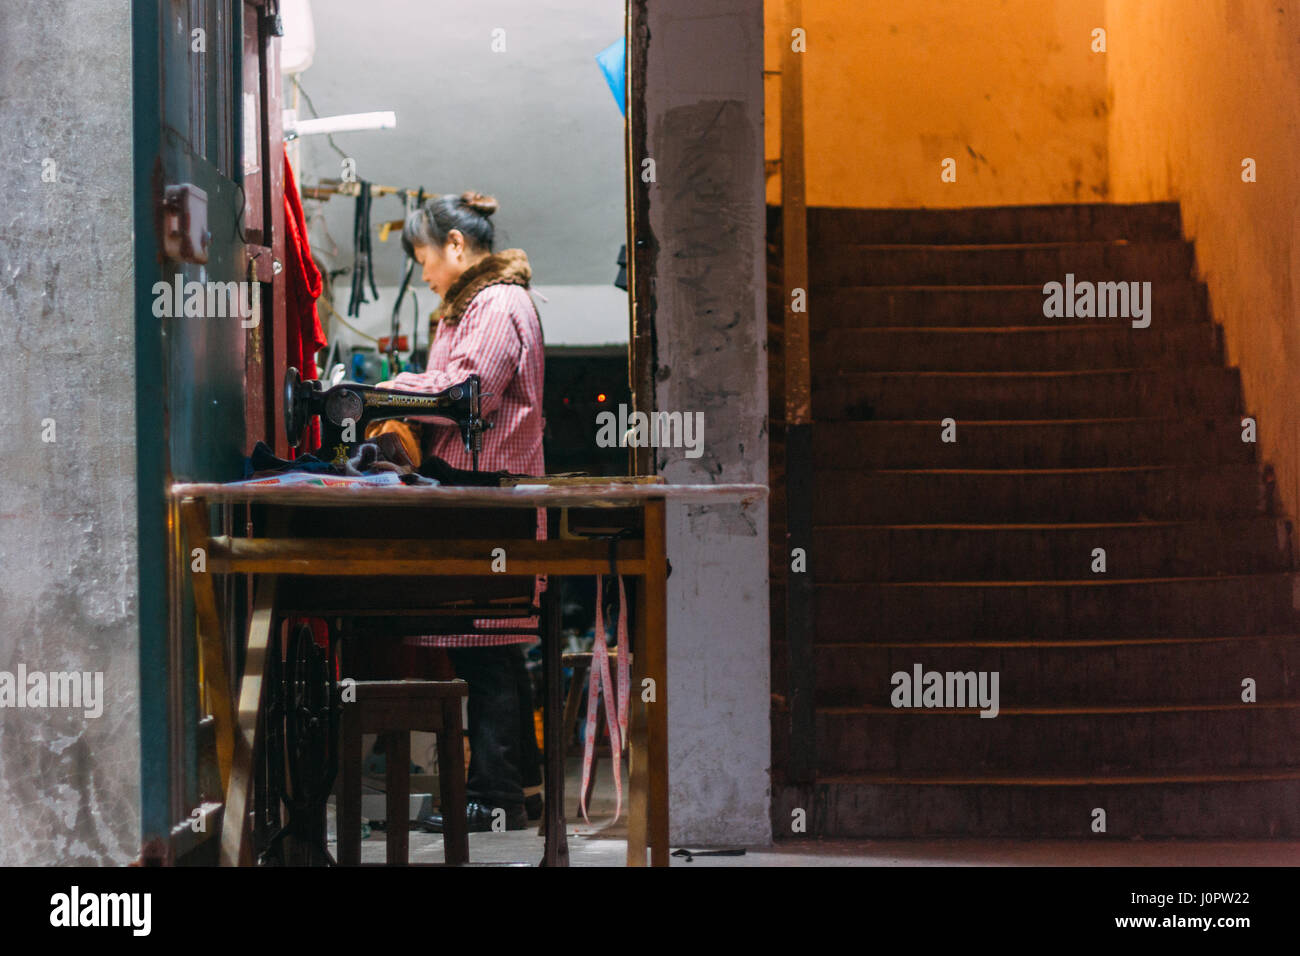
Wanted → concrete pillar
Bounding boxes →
[0,0,140,863]
[643,0,771,845]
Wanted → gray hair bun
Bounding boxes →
[460,191,498,217]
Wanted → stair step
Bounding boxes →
[814,465,1269,523]
[814,324,1221,373]
[811,518,1292,581]
[808,419,1259,468]
[811,281,1209,329]
[773,200,1299,839]
[812,241,1194,287]
[771,775,1300,837]
[810,703,1300,774]
[808,202,1183,245]
[811,573,1300,641]
[773,636,1300,706]
[815,367,1242,420]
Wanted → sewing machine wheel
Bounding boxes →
[254,638,287,865]
[284,366,313,448]
[258,622,339,866]
[284,624,337,805]
[325,389,364,428]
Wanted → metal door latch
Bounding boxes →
[161,183,211,264]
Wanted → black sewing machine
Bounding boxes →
[283,367,493,471]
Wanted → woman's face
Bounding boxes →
[413,230,474,298]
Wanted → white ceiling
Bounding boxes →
[292,0,628,289]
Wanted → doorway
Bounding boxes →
[134,0,644,862]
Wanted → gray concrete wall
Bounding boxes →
[644,0,771,845]
[0,0,140,863]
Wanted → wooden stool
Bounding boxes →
[338,680,469,865]
[561,651,633,807]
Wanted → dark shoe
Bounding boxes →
[524,792,543,822]
[419,800,528,833]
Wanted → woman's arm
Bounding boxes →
[379,288,524,417]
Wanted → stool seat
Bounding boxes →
[338,679,469,865]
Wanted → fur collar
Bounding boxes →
[434,248,532,327]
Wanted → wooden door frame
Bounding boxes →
[625,0,655,477]
[242,0,289,458]
[134,0,286,864]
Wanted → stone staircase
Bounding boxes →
[771,202,1300,838]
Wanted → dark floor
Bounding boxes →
[328,757,1300,866]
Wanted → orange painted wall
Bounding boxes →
[764,0,1111,207]
[766,0,1300,515]
[1106,0,1300,519]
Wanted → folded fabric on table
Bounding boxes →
[243,439,535,487]
[244,438,435,484]
[226,470,410,488]
[365,419,423,467]
[415,454,526,487]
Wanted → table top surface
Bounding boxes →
[170,479,768,509]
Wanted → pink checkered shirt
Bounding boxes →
[385,282,546,647]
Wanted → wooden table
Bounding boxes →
[170,477,767,867]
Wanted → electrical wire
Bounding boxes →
[293,79,353,166]
[318,295,381,344]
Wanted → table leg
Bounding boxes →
[338,692,362,865]
[221,575,277,866]
[644,498,669,866]
[180,497,236,793]
[384,731,410,864]
[541,577,569,866]
[438,697,469,865]
[626,587,649,866]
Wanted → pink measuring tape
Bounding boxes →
[578,573,630,824]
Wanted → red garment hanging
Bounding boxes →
[282,146,328,455]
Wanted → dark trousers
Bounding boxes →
[513,646,543,791]
[448,644,541,810]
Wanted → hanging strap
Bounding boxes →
[347,180,380,317]
[579,575,621,824]
[578,537,632,825]
[612,539,630,757]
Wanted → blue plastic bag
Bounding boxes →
[595,37,626,115]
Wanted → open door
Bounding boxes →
[133,0,280,864]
